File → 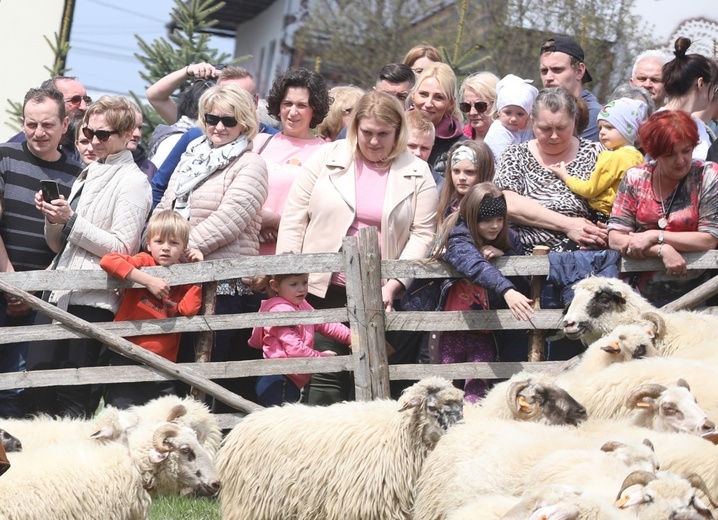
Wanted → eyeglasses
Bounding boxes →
[204,113,238,127]
[459,101,489,114]
[82,127,119,142]
[65,95,92,106]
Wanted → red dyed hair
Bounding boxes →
[638,110,699,158]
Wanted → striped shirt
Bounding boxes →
[0,142,82,272]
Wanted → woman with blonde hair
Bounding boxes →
[459,71,499,141]
[317,85,365,141]
[411,63,467,177]
[155,84,268,405]
[403,44,443,77]
[277,90,439,404]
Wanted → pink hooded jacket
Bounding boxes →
[248,297,351,388]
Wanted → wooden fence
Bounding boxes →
[1,227,717,424]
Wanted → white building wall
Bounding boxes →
[0,0,65,140]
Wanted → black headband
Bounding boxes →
[478,196,507,222]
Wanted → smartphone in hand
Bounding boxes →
[40,180,61,203]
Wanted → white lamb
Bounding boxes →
[562,276,718,355]
[0,440,151,520]
[216,377,464,520]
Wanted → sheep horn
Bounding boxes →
[616,470,657,500]
[166,404,187,423]
[640,312,665,340]
[507,381,540,420]
[600,440,626,453]
[625,384,666,409]
[683,473,718,508]
[676,378,691,391]
[152,423,181,454]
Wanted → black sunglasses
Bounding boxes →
[459,101,489,114]
[82,127,119,142]
[65,95,92,105]
[204,113,238,128]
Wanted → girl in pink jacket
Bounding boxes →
[249,273,351,406]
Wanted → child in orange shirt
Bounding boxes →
[100,210,204,408]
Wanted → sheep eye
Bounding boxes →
[663,406,677,416]
[180,447,191,455]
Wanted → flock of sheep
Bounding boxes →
[2,275,718,519]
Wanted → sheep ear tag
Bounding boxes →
[635,399,652,409]
[398,396,422,412]
[600,344,620,355]
[149,448,169,464]
[517,396,532,412]
[615,493,630,508]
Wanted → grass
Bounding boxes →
[149,495,221,520]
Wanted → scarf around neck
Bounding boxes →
[173,133,250,219]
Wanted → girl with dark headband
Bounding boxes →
[430,182,533,402]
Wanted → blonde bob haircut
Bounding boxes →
[460,71,500,120]
[346,91,408,163]
[145,209,191,246]
[317,85,365,141]
[412,63,463,123]
[198,84,259,141]
[82,95,136,136]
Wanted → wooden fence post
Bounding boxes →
[528,245,550,362]
[190,281,217,402]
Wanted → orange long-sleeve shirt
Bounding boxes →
[100,252,202,361]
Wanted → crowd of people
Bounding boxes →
[0,34,717,416]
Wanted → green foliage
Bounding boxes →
[149,495,220,520]
[131,0,233,141]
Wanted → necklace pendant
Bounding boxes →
[658,217,668,229]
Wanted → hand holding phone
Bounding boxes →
[40,180,61,203]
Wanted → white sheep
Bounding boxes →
[556,358,718,435]
[0,439,150,519]
[573,319,662,374]
[216,377,464,520]
[467,372,587,426]
[413,418,718,520]
[562,276,718,355]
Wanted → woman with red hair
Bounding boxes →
[608,110,718,305]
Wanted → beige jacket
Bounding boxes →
[46,150,152,313]
[276,140,438,297]
[155,149,268,260]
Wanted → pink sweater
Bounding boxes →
[248,296,351,388]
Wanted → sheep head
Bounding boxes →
[144,422,220,496]
[616,470,715,519]
[562,277,648,341]
[506,379,587,426]
[398,377,464,448]
[626,380,716,435]
[601,438,659,473]
[596,322,660,361]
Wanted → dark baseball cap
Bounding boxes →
[540,36,593,84]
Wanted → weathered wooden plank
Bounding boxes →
[343,237,372,401]
[0,253,344,291]
[0,309,350,345]
[191,281,217,402]
[0,279,263,414]
[388,361,568,380]
[359,227,390,399]
[662,274,718,312]
[0,356,355,391]
[384,310,566,331]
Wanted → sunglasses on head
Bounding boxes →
[82,127,119,142]
[204,113,238,127]
[65,95,92,105]
[459,101,489,114]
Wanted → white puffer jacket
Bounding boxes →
[155,148,268,260]
[46,150,152,313]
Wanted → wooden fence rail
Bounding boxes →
[1,227,717,417]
